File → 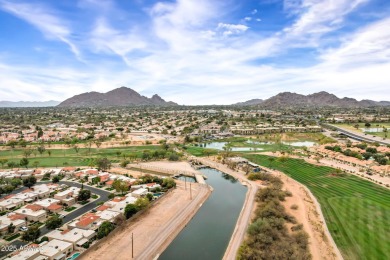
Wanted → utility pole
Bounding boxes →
[184,175,187,190]
[132,232,134,258]
[190,182,192,200]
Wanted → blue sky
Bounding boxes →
[0,0,389,105]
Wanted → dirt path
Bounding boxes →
[79,181,211,260]
[276,171,341,260]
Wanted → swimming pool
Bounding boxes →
[67,252,80,260]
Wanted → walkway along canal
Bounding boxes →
[159,168,247,260]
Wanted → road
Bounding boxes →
[135,183,211,260]
[324,124,390,145]
[0,181,111,259]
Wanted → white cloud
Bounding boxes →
[0,0,388,104]
[0,0,82,60]
[285,0,369,37]
[244,17,252,21]
[217,23,249,36]
[90,18,146,65]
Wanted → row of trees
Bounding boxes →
[325,144,390,165]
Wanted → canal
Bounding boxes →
[159,167,247,260]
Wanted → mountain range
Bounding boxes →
[57,87,177,107]
[233,91,390,108]
[1,88,389,108]
[0,100,60,108]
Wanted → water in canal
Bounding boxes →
[159,168,247,260]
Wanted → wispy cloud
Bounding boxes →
[0,0,388,104]
[0,0,83,61]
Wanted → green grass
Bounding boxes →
[65,206,76,212]
[4,233,20,241]
[184,146,219,157]
[244,154,390,260]
[0,145,159,168]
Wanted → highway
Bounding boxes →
[0,181,111,259]
[323,124,390,145]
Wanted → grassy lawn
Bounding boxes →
[243,154,390,260]
[65,206,76,212]
[4,233,20,241]
[184,146,219,157]
[0,145,159,168]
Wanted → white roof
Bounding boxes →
[97,210,120,221]
[132,188,148,195]
[0,197,23,207]
[35,198,60,208]
[39,239,72,257]
[8,248,41,260]
[46,228,95,244]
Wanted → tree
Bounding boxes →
[94,140,102,149]
[37,146,46,156]
[78,189,91,201]
[37,128,43,139]
[112,179,128,195]
[19,158,29,168]
[23,149,33,158]
[7,162,18,168]
[32,161,39,169]
[73,145,80,154]
[23,176,37,188]
[3,184,14,194]
[97,221,115,239]
[142,151,151,161]
[96,157,111,171]
[124,204,138,219]
[134,197,150,211]
[162,178,176,189]
[7,140,18,149]
[46,215,63,229]
[7,223,16,234]
[18,139,28,148]
[10,178,22,188]
[365,122,371,128]
[116,151,122,158]
[22,225,40,242]
[120,160,130,168]
[52,176,60,183]
[0,159,8,168]
[47,150,52,157]
[168,153,179,161]
[146,193,154,201]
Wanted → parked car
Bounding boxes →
[19,226,28,231]
[58,214,65,218]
